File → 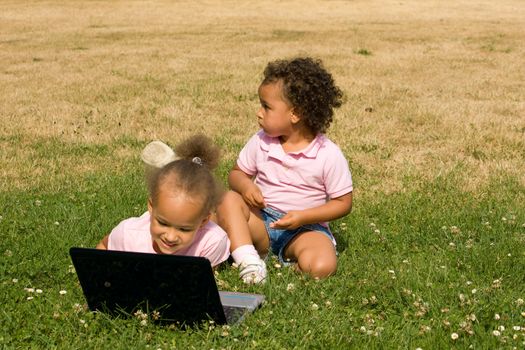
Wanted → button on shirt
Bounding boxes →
[237,130,353,214]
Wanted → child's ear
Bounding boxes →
[290,111,301,124]
[147,198,153,214]
[199,213,211,228]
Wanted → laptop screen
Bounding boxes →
[70,248,227,325]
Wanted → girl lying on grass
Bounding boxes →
[216,57,353,283]
[96,135,230,267]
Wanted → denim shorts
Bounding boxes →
[260,206,336,263]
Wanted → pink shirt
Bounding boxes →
[107,212,230,267]
[237,130,353,214]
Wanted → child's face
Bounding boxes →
[148,189,209,255]
[257,81,296,138]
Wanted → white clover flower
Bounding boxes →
[451,332,459,340]
[54,221,60,226]
[450,226,461,234]
[27,296,34,300]
[374,229,380,234]
[516,298,524,306]
[466,281,472,285]
[140,319,147,326]
[59,290,67,295]
[4,249,12,257]
[79,319,86,324]
[325,300,332,307]
[513,326,521,331]
[24,288,35,293]
[471,289,477,294]
[311,303,319,310]
[498,325,505,332]
[493,330,501,336]
[469,314,477,321]
[12,278,18,283]
[494,313,501,320]
[36,289,43,294]
[35,200,42,206]
[449,242,456,247]
[360,326,367,333]
[286,283,295,292]
[274,263,282,269]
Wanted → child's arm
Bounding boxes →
[228,165,266,208]
[270,192,352,230]
[95,235,109,250]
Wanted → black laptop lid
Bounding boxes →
[69,247,227,325]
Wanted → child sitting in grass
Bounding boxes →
[216,57,353,283]
[96,135,230,267]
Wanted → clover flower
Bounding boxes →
[451,332,459,340]
[59,290,67,295]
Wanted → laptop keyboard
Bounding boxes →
[222,305,247,324]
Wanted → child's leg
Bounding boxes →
[216,191,269,254]
[283,231,337,279]
[216,191,269,283]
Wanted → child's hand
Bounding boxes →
[242,186,266,208]
[270,211,303,230]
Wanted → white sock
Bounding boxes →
[231,244,260,264]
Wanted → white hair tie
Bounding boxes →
[192,157,203,166]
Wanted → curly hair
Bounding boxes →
[262,57,343,134]
[147,134,223,216]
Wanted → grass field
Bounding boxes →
[1,0,524,348]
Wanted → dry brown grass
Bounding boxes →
[1,0,524,195]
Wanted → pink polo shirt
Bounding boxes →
[107,212,230,267]
[237,130,353,214]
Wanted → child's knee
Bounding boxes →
[299,254,337,279]
[217,191,243,212]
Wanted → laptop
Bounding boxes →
[69,247,264,326]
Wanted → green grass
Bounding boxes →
[1,0,524,348]
[1,165,524,349]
